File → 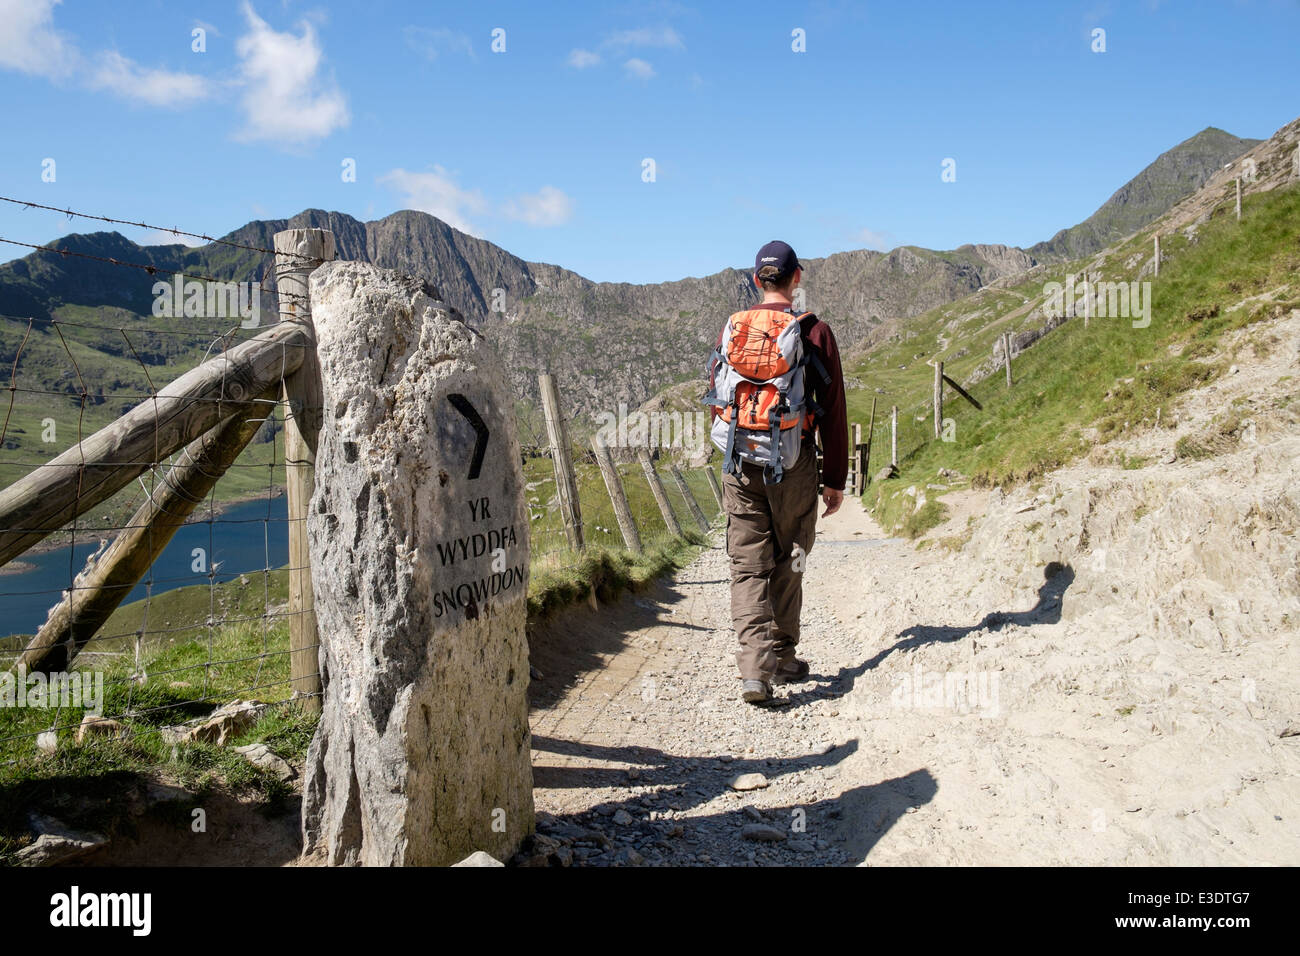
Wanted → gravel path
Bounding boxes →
[522,310,1300,868]
[525,509,878,867]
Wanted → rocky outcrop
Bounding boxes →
[300,261,533,866]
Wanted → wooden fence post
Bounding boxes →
[538,372,584,552]
[637,447,682,538]
[274,228,335,715]
[1154,234,1160,278]
[1003,331,1013,387]
[851,422,862,495]
[1236,176,1242,221]
[933,361,944,439]
[591,436,641,554]
[669,464,710,533]
[862,396,876,488]
[704,465,724,510]
[891,405,899,469]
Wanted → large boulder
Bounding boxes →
[301,261,533,866]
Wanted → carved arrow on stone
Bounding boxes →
[447,393,488,480]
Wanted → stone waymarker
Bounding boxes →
[301,261,533,866]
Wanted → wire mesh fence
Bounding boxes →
[0,219,319,768]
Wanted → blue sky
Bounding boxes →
[0,0,1296,284]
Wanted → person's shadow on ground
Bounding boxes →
[530,733,935,866]
[775,562,1075,711]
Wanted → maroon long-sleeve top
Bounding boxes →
[711,303,849,491]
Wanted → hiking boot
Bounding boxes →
[741,679,773,704]
[772,658,810,685]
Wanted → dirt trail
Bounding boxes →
[526,310,1300,867]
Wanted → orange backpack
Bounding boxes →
[703,308,826,484]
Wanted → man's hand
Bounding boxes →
[822,487,844,518]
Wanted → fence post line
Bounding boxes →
[591,436,642,554]
[274,228,335,715]
[1004,331,1013,387]
[935,361,946,442]
[668,463,710,533]
[637,447,682,538]
[538,372,584,552]
[703,463,724,509]
[891,405,899,470]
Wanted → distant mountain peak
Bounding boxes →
[1029,127,1262,261]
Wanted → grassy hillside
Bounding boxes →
[847,180,1299,536]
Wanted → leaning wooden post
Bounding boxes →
[933,361,944,439]
[591,436,641,554]
[0,319,310,568]
[1153,234,1160,278]
[538,372,584,552]
[1235,176,1242,221]
[15,390,276,674]
[1003,332,1013,387]
[637,447,682,538]
[668,463,710,533]
[891,405,899,469]
[274,228,335,715]
[703,464,724,510]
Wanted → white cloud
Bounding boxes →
[0,0,207,107]
[502,186,574,227]
[235,2,349,146]
[404,26,475,61]
[605,26,684,49]
[380,166,489,235]
[0,0,77,79]
[90,51,209,108]
[567,48,601,68]
[382,169,574,233]
[624,58,656,80]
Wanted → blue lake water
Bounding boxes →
[0,496,289,637]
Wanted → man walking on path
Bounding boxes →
[708,240,848,704]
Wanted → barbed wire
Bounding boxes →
[0,235,311,304]
[0,194,320,262]
[0,312,314,344]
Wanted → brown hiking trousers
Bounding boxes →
[722,438,819,682]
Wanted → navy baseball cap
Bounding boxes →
[754,240,803,279]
